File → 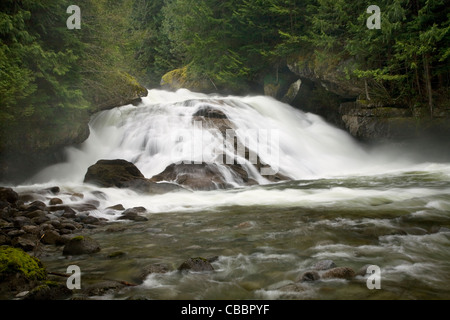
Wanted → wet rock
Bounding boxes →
[44,186,60,195]
[0,187,19,205]
[312,260,337,271]
[25,210,46,219]
[84,159,146,188]
[62,236,101,255]
[206,256,219,263]
[11,234,38,252]
[84,159,184,195]
[0,247,47,295]
[298,270,321,282]
[13,216,33,228]
[107,204,125,211]
[356,264,373,277]
[140,263,171,281]
[23,282,72,300]
[82,280,126,297]
[178,257,215,272]
[31,215,50,225]
[41,230,65,246]
[22,225,40,236]
[71,203,98,213]
[322,267,356,280]
[25,201,47,212]
[150,162,244,191]
[118,207,148,222]
[49,198,63,205]
[79,215,101,225]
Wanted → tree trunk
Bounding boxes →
[423,54,433,118]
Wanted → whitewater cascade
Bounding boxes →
[32,89,413,187]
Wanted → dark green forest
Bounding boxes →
[0,0,449,180]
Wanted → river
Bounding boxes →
[11,89,450,299]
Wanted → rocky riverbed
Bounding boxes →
[1,184,381,300]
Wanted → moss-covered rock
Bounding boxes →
[0,246,47,282]
[160,66,215,93]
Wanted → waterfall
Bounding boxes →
[31,89,413,186]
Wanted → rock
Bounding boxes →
[84,159,184,195]
[84,159,146,188]
[0,235,11,246]
[68,203,98,213]
[79,215,101,225]
[25,210,46,219]
[45,186,60,195]
[150,162,253,191]
[312,260,337,271]
[62,236,101,255]
[82,280,126,297]
[356,264,373,277]
[0,247,47,295]
[118,207,148,222]
[0,246,47,297]
[0,187,19,205]
[281,79,302,104]
[31,215,50,225]
[178,257,215,272]
[11,234,38,251]
[23,282,72,300]
[107,204,125,211]
[140,263,171,281]
[13,216,33,228]
[160,66,215,93]
[49,198,63,205]
[25,201,47,212]
[41,230,65,246]
[298,270,320,282]
[321,267,356,280]
[21,225,40,236]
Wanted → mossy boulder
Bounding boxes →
[0,246,47,297]
[0,246,47,282]
[161,66,215,93]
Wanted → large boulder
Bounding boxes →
[84,159,185,194]
[150,162,252,191]
[84,159,146,188]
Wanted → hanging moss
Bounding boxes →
[0,246,47,281]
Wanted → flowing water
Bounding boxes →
[11,89,450,299]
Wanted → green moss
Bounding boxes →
[161,67,188,88]
[0,246,47,281]
[71,236,85,241]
